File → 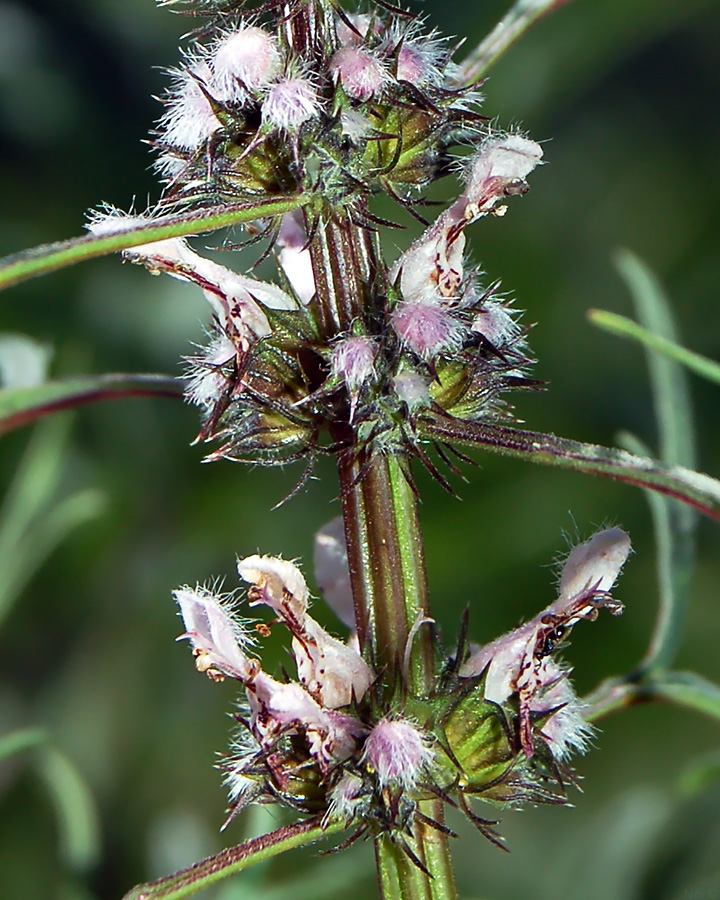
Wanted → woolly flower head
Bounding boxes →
[330,46,389,100]
[363,718,434,791]
[262,77,321,131]
[211,25,283,102]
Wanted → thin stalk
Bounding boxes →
[0,195,307,292]
[307,207,377,336]
[454,0,575,87]
[122,818,347,900]
[336,450,434,693]
[311,206,457,899]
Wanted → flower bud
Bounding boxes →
[331,335,377,390]
[159,62,220,159]
[391,301,464,359]
[262,77,320,132]
[211,26,282,103]
[363,718,433,791]
[392,369,431,409]
[330,47,389,101]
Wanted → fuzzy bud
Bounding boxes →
[392,369,431,409]
[363,718,433,790]
[262,77,320,131]
[211,26,282,103]
[471,301,521,349]
[327,772,365,823]
[330,47,389,100]
[391,301,464,359]
[331,336,377,391]
[396,42,438,86]
[159,62,220,157]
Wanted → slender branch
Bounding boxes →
[419,415,720,522]
[0,195,308,293]
[585,671,720,725]
[0,374,181,436]
[454,0,575,87]
[122,818,347,900]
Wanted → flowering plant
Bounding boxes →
[1,1,719,899]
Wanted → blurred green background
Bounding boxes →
[1,1,720,898]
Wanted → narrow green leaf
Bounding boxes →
[680,750,720,795]
[0,196,308,293]
[419,415,720,521]
[0,728,47,761]
[649,671,720,721]
[619,432,694,673]
[36,746,101,873]
[0,416,70,563]
[0,373,181,436]
[454,0,575,86]
[123,818,347,900]
[585,671,720,725]
[613,249,695,469]
[589,309,720,387]
[602,252,697,673]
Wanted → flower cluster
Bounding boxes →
[85,0,546,484]
[174,527,631,845]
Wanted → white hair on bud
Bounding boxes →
[211,25,282,103]
[237,554,310,617]
[262,77,321,131]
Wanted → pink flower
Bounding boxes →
[363,718,434,790]
[276,211,316,305]
[391,301,464,359]
[237,554,372,709]
[313,517,355,631]
[174,584,256,682]
[330,47,389,100]
[211,26,282,103]
[461,528,632,759]
[262,77,320,131]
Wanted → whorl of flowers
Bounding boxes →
[173,527,631,845]
[84,0,546,480]
[116,0,635,865]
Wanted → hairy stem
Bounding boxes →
[311,206,457,898]
[122,818,346,900]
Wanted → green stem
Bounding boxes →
[336,450,457,900]
[122,818,346,900]
[0,195,307,293]
[337,449,433,695]
[454,0,575,87]
[311,203,457,900]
